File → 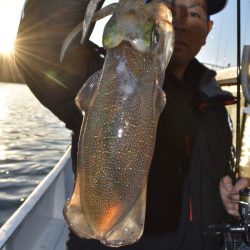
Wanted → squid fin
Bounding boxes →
[75,70,102,113]
[103,184,147,247]
[63,175,93,238]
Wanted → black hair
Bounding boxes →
[205,0,210,21]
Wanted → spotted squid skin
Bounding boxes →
[64,0,174,247]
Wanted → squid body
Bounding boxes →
[63,0,174,247]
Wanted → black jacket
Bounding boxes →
[139,59,235,250]
[15,0,104,131]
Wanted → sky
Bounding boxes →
[198,0,250,68]
[0,0,24,54]
[0,0,249,68]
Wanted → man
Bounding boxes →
[15,0,249,249]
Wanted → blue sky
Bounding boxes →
[91,0,250,69]
[198,0,250,68]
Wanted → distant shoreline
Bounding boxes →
[0,81,25,84]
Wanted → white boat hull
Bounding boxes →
[0,147,74,250]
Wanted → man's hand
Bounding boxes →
[220,176,250,217]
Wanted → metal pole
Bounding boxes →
[235,0,241,176]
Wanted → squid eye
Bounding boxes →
[152,27,160,47]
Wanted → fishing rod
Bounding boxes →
[207,1,250,249]
[235,0,241,178]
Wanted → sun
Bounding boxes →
[0,36,15,55]
[0,0,25,55]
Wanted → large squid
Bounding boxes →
[62,0,174,247]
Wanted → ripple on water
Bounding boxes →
[0,83,71,227]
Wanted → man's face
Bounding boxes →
[165,0,213,67]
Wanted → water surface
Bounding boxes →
[0,82,71,227]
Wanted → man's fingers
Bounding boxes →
[220,177,250,217]
[228,209,240,217]
[227,192,239,203]
[232,178,250,193]
[220,175,233,192]
[220,176,240,217]
[224,195,240,217]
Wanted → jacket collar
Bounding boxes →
[165,58,235,103]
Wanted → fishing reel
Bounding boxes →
[208,187,250,250]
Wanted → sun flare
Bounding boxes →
[0,37,15,55]
[0,0,25,55]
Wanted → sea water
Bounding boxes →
[0,82,71,227]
